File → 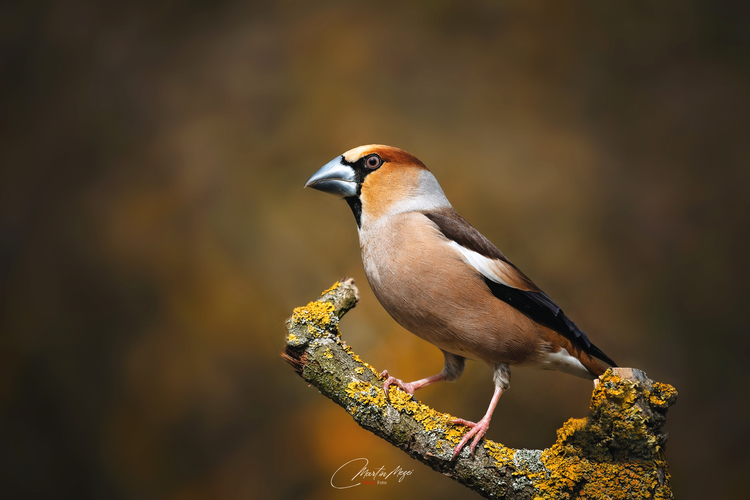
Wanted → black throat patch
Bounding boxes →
[345,197,362,228]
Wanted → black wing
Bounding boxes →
[481,277,617,366]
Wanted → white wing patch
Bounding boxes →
[447,241,515,288]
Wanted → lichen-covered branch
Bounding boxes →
[282,279,678,499]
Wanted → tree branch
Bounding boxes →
[283,279,677,499]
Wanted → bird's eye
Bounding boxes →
[365,154,382,170]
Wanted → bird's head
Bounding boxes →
[304,145,450,228]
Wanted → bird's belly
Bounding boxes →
[369,280,479,360]
[359,217,547,366]
[362,245,504,362]
[362,241,463,347]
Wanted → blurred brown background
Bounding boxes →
[1,1,748,499]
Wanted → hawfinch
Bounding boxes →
[304,145,616,460]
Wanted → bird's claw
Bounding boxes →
[449,417,491,461]
[379,370,415,402]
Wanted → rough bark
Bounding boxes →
[282,279,677,499]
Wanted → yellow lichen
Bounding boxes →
[287,333,299,343]
[348,351,380,376]
[291,300,336,336]
[484,441,516,466]
[386,386,460,434]
[292,300,334,325]
[556,417,587,442]
[649,382,678,409]
[590,372,637,410]
[323,349,333,359]
[526,370,676,499]
[534,450,671,500]
[320,281,341,297]
[346,380,472,452]
[444,423,471,445]
[346,380,387,407]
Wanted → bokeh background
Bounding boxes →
[2,1,748,499]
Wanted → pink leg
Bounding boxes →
[450,384,504,460]
[379,370,447,401]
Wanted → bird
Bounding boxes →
[304,144,616,460]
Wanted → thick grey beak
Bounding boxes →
[304,156,357,198]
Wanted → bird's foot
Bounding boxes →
[379,370,416,402]
[449,416,491,461]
